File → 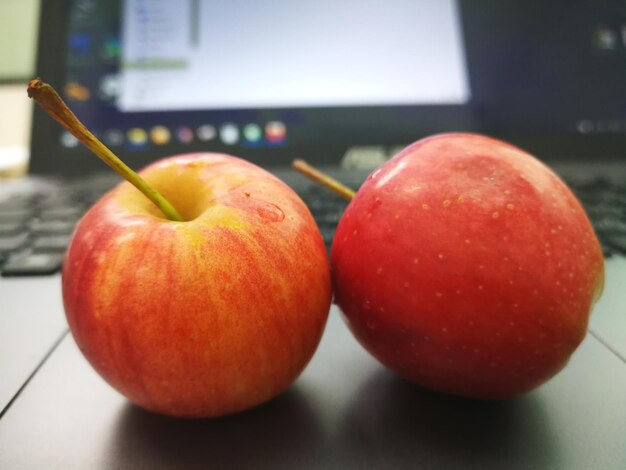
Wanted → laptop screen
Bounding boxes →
[29,0,626,175]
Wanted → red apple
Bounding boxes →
[62,153,331,417]
[331,133,604,398]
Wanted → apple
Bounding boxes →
[330,132,604,399]
[28,79,331,417]
[62,153,331,417]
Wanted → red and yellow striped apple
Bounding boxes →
[331,133,604,398]
[62,153,331,417]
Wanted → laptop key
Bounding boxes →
[32,234,72,252]
[30,219,76,235]
[38,206,83,221]
[0,221,27,236]
[595,218,626,234]
[0,233,30,254]
[1,252,64,276]
[604,233,626,254]
[0,208,33,222]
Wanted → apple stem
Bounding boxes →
[27,78,184,222]
[292,159,356,201]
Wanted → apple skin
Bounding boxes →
[331,133,604,399]
[62,153,331,418]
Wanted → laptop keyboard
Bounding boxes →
[568,178,626,258]
[1,175,625,276]
[0,176,117,276]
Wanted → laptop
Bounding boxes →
[1,1,626,467]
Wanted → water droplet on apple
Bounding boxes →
[362,299,372,310]
[366,319,378,330]
[257,203,285,223]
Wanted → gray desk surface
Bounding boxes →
[588,258,626,362]
[1,256,626,469]
[0,275,67,412]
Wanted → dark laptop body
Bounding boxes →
[1,1,625,467]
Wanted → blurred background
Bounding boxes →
[0,0,40,177]
[4,1,626,179]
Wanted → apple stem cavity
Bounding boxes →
[292,159,356,201]
[27,78,184,222]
